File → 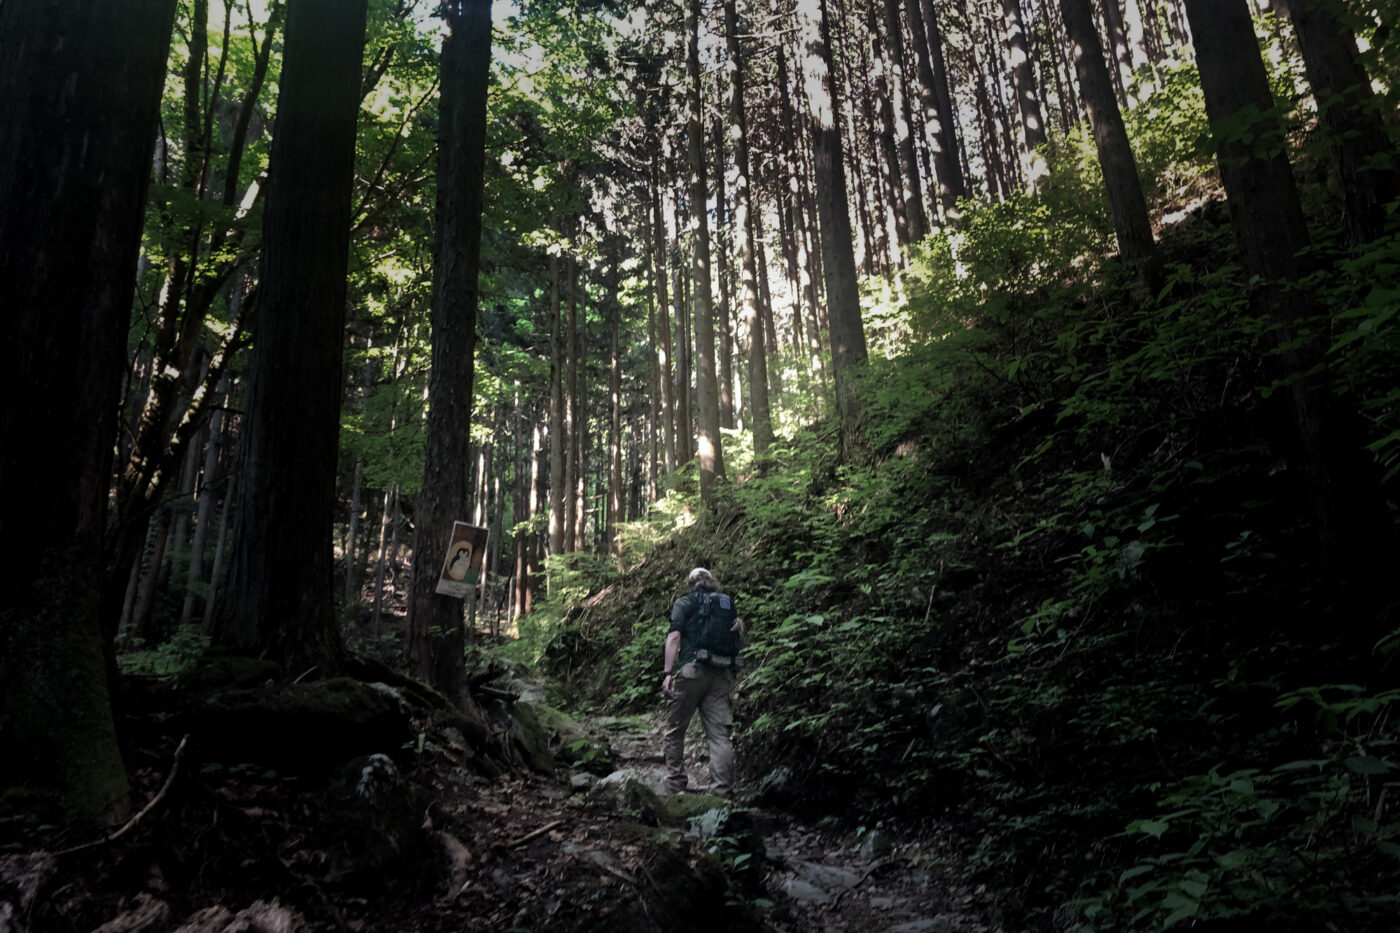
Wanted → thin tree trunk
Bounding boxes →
[912,0,967,217]
[723,0,774,456]
[547,251,567,557]
[649,150,678,473]
[712,115,736,430]
[370,486,397,635]
[202,471,236,637]
[1004,0,1050,189]
[564,250,579,551]
[884,0,929,242]
[570,252,587,552]
[1102,0,1135,103]
[607,242,623,555]
[182,389,226,625]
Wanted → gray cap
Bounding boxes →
[688,567,712,586]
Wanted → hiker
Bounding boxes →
[661,567,745,796]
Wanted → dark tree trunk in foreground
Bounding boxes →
[1185,0,1391,595]
[1062,0,1163,297]
[800,0,869,459]
[1277,0,1399,246]
[215,0,367,673]
[408,0,493,705]
[0,0,177,825]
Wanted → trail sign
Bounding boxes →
[435,521,488,597]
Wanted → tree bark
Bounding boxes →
[0,0,178,824]
[685,0,724,506]
[1185,0,1388,590]
[1101,0,1135,103]
[182,382,228,625]
[712,116,737,430]
[1062,0,1164,297]
[649,148,679,473]
[799,0,869,459]
[910,0,967,218]
[883,0,929,242]
[607,242,623,556]
[407,0,492,703]
[723,0,775,456]
[547,252,567,558]
[1004,0,1050,189]
[214,0,367,674]
[1276,0,1399,247]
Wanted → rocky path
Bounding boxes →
[565,706,1005,933]
[0,666,1009,933]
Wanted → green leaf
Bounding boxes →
[1345,755,1391,775]
[1132,819,1170,838]
[1119,864,1154,883]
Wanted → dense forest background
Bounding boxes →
[3,0,1400,928]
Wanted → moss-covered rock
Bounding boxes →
[506,700,556,773]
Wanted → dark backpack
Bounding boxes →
[686,591,741,668]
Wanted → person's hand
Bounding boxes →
[662,673,677,699]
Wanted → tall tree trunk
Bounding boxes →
[1184,0,1388,593]
[799,0,869,459]
[1124,0,1158,66]
[370,486,398,635]
[565,250,582,551]
[643,216,662,495]
[884,0,929,242]
[607,242,623,556]
[202,471,236,636]
[1277,0,1399,247]
[0,0,177,825]
[869,0,909,251]
[723,0,774,456]
[712,116,737,430]
[649,149,679,473]
[685,0,724,506]
[969,34,1011,200]
[911,0,967,218]
[1062,0,1164,297]
[1102,0,1135,103]
[182,381,228,625]
[1004,0,1050,189]
[215,0,366,673]
[570,252,588,552]
[406,0,492,703]
[547,252,567,558]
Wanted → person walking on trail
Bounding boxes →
[662,567,745,796]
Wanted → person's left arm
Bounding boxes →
[662,629,681,697]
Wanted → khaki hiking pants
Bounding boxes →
[664,661,734,795]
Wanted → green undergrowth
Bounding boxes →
[523,89,1400,931]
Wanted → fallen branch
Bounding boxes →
[570,853,638,887]
[54,734,189,856]
[507,819,564,848]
